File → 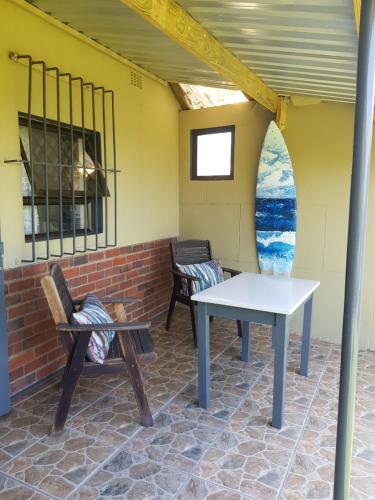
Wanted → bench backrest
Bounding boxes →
[41,263,75,357]
[170,239,212,267]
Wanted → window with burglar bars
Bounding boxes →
[10,53,118,262]
[19,114,106,240]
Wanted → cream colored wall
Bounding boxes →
[179,101,375,349]
[179,101,273,269]
[0,0,179,268]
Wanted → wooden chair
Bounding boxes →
[165,239,242,345]
[41,263,157,434]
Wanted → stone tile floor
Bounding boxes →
[0,306,374,499]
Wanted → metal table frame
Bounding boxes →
[197,294,313,429]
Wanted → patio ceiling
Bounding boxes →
[28,0,358,104]
[27,0,238,89]
[177,0,358,103]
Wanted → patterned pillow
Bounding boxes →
[71,294,115,364]
[176,259,224,295]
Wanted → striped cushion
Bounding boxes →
[176,259,224,295]
[71,294,115,364]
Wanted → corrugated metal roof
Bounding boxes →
[28,0,236,88]
[177,0,358,102]
[29,0,358,103]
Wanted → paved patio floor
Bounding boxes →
[0,307,374,499]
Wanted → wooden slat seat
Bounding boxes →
[105,330,154,361]
[41,263,157,433]
[130,329,154,355]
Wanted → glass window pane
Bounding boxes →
[20,115,107,240]
[19,123,107,197]
[21,166,31,197]
[23,203,91,236]
[196,131,232,177]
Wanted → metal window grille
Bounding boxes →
[7,53,118,262]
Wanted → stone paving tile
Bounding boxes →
[219,343,272,371]
[67,390,164,443]
[0,409,51,468]
[0,472,49,499]
[1,428,118,499]
[283,346,375,500]
[176,338,235,363]
[350,470,375,500]
[14,385,104,423]
[3,310,375,499]
[195,429,286,498]
[167,381,241,425]
[11,374,61,408]
[143,373,192,404]
[227,372,316,446]
[176,475,251,499]
[71,449,188,499]
[122,411,222,474]
[144,349,197,382]
[280,451,333,499]
[209,361,264,398]
[75,373,126,393]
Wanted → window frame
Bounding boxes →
[18,113,106,242]
[190,125,235,181]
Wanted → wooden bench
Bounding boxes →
[166,239,242,345]
[41,263,157,434]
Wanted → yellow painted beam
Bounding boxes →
[168,82,191,110]
[276,96,287,132]
[120,0,278,112]
[353,0,361,33]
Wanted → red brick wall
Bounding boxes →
[4,238,174,395]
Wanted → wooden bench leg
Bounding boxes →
[190,303,197,347]
[115,304,153,427]
[51,332,91,434]
[119,333,153,427]
[165,292,176,331]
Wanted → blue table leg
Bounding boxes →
[300,295,313,377]
[272,313,289,429]
[241,321,250,362]
[197,302,210,409]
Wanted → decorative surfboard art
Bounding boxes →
[255,120,296,276]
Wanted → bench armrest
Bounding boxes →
[56,321,151,332]
[73,297,141,306]
[222,267,241,277]
[172,269,201,281]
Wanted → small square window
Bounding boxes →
[191,125,235,180]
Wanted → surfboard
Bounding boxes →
[255,120,296,276]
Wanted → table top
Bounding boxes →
[191,272,320,315]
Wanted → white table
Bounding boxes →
[191,272,320,428]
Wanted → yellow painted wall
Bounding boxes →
[179,101,273,268]
[179,101,375,349]
[0,0,179,268]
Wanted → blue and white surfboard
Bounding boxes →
[256,121,296,276]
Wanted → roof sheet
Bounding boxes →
[29,0,358,103]
[28,0,236,88]
[178,0,358,102]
